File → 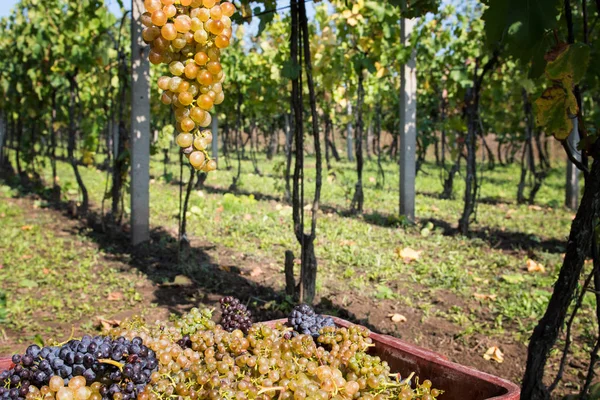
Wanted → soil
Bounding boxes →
[0,190,583,399]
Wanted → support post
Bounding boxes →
[211,113,218,161]
[346,101,354,162]
[566,118,580,210]
[130,0,151,246]
[399,18,417,221]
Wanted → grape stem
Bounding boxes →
[98,358,124,371]
[54,326,76,347]
[257,386,285,395]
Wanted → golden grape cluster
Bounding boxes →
[141,0,236,172]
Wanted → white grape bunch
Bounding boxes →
[142,0,235,172]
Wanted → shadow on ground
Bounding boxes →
[0,168,378,332]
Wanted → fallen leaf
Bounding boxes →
[528,205,542,211]
[174,275,194,285]
[250,267,263,277]
[19,279,38,288]
[501,273,526,284]
[483,346,504,363]
[303,204,313,211]
[195,190,205,197]
[42,268,51,275]
[107,292,123,301]
[388,313,407,323]
[275,203,283,210]
[369,177,376,183]
[395,247,421,263]
[431,205,440,212]
[216,206,224,213]
[219,265,232,272]
[96,317,121,331]
[244,214,252,220]
[21,255,33,260]
[504,209,516,219]
[474,293,497,301]
[21,225,33,231]
[526,259,546,273]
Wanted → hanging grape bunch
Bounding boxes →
[141,0,236,172]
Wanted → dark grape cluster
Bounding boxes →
[0,336,158,400]
[219,296,252,333]
[288,303,335,338]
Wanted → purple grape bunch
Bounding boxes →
[219,296,252,334]
[0,336,158,400]
[288,303,335,338]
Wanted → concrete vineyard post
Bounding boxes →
[565,118,580,210]
[130,0,151,246]
[212,113,218,161]
[399,17,417,221]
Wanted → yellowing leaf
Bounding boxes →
[396,247,421,263]
[483,346,504,363]
[526,259,546,273]
[534,85,577,140]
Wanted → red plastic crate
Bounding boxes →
[1,317,520,399]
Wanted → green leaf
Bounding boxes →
[19,279,39,288]
[545,43,590,85]
[482,0,561,62]
[281,60,301,80]
[32,334,45,348]
[501,274,526,284]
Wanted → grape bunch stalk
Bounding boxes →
[142,0,236,172]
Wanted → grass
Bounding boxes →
[0,184,145,353]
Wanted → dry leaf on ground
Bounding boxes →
[388,313,407,323]
[483,346,504,363]
[474,293,497,301]
[107,292,123,301]
[96,317,121,331]
[396,247,421,263]
[526,259,545,273]
[250,267,263,277]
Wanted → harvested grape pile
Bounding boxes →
[0,300,442,400]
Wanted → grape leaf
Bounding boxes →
[534,85,577,140]
[545,43,590,85]
[482,0,561,62]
